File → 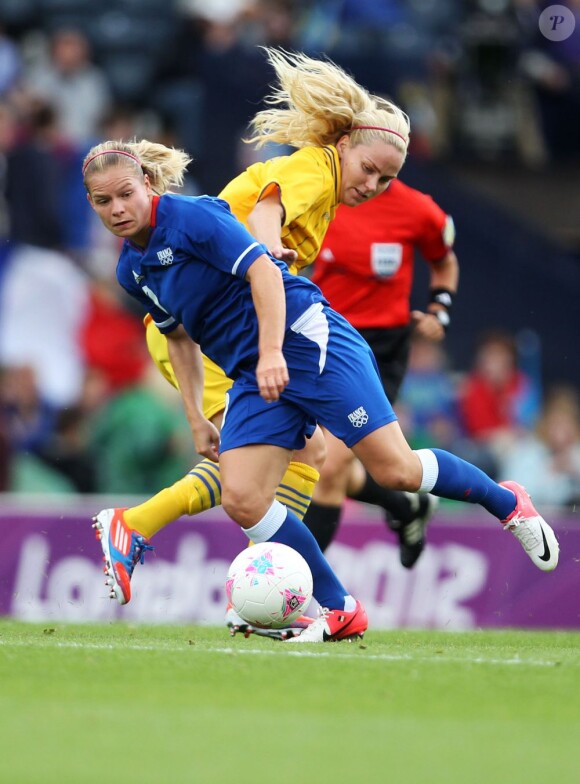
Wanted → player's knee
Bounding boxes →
[221,488,252,523]
[371,459,422,493]
[222,484,269,525]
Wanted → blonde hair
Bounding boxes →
[246,48,410,155]
[82,139,192,194]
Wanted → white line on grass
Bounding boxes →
[0,638,572,667]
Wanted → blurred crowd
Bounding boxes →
[397,331,580,510]
[0,0,579,506]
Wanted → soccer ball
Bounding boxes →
[226,542,313,629]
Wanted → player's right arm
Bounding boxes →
[245,254,289,402]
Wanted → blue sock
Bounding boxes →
[270,509,350,609]
[430,448,516,520]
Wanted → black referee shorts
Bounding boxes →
[355,324,412,404]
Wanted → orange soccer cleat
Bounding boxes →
[92,508,154,604]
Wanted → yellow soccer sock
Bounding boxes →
[275,461,320,521]
[124,458,222,539]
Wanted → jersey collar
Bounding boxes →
[324,146,341,209]
[126,194,159,254]
[151,194,161,227]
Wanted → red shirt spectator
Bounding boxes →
[79,282,149,392]
[459,330,539,442]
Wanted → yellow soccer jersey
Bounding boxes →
[219,145,341,273]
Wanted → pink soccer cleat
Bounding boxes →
[500,481,559,571]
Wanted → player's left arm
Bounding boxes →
[245,255,289,402]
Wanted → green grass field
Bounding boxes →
[1,621,578,784]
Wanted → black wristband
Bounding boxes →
[429,287,454,310]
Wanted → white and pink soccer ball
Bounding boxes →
[226,542,313,628]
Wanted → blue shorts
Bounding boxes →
[219,305,397,454]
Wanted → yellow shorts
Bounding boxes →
[144,315,233,421]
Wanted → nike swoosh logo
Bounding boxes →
[538,526,552,562]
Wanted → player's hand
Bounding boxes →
[269,244,298,265]
[190,418,220,462]
[256,349,289,402]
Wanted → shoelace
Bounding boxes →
[402,519,424,545]
[131,537,154,568]
[504,515,542,549]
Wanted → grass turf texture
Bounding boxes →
[0,621,578,784]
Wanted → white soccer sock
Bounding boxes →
[415,449,439,492]
[243,500,287,543]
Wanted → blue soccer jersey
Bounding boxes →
[116,193,326,378]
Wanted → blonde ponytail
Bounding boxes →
[246,48,410,156]
[82,139,192,194]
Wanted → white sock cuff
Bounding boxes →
[243,500,287,543]
[415,449,439,492]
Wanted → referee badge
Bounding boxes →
[371,243,402,277]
